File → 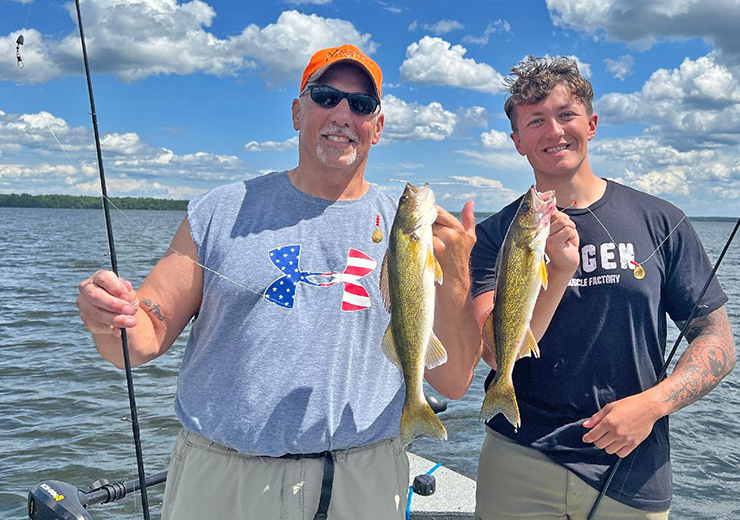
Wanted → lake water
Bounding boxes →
[1,207,739,519]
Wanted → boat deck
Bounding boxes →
[408,452,476,519]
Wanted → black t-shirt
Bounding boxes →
[470,180,728,511]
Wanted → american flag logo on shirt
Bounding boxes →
[264,245,377,311]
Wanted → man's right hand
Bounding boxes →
[77,270,139,338]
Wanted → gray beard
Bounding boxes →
[316,143,359,167]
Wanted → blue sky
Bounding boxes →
[2,0,740,216]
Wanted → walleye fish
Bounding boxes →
[380,182,448,446]
[480,185,556,429]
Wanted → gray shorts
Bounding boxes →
[161,429,410,520]
[476,428,670,520]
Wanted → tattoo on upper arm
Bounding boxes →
[141,298,165,321]
[665,308,736,408]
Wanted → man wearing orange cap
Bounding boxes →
[76,44,479,520]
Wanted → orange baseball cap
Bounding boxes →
[300,44,382,100]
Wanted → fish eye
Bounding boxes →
[521,201,531,212]
[400,195,409,202]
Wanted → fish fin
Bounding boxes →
[482,311,496,355]
[400,400,447,446]
[518,328,540,359]
[382,324,402,368]
[479,373,521,429]
[433,251,443,285]
[425,246,442,286]
[412,205,438,235]
[425,331,448,369]
[380,252,391,312]
[540,256,548,290]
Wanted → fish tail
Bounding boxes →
[479,374,520,429]
[400,400,448,446]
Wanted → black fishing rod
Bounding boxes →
[72,0,150,518]
[587,215,740,519]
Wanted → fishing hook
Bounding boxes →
[73,1,151,518]
[587,215,740,520]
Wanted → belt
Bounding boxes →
[278,451,334,520]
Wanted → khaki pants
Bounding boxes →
[161,429,410,520]
[476,428,670,520]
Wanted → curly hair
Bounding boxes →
[503,56,594,133]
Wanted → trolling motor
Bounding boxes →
[28,471,167,520]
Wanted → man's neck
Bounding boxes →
[287,163,369,201]
[534,162,607,209]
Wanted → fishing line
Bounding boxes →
[22,0,33,29]
[33,74,268,298]
[578,204,686,279]
[73,0,151,518]
[34,111,264,296]
[16,8,146,519]
[587,214,740,520]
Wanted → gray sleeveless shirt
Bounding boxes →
[175,172,404,456]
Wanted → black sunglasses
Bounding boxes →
[304,85,380,115]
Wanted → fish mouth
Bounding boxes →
[416,183,435,206]
[403,182,436,206]
[530,185,556,223]
[401,182,437,232]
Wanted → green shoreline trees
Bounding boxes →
[0,193,188,211]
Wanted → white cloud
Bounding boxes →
[455,148,530,172]
[462,20,512,46]
[0,107,254,196]
[604,54,635,80]
[375,1,404,14]
[451,175,505,189]
[399,37,505,94]
[596,56,740,146]
[75,176,206,199]
[446,174,521,207]
[244,137,299,152]
[0,110,90,154]
[457,106,489,130]
[232,10,377,88]
[381,94,458,142]
[623,169,690,197]
[481,129,510,149]
[100,133,145,156]
[546,0,740,64]
[285,0,332,4]
[423,19,464,35]
[589,136,740,203]
[0,9,377,86]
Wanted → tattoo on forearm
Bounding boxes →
[141,298,165,321]
[665,308,736,409]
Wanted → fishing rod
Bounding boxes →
[587,215,740,520]
[72,0,150,518]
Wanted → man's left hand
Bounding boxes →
[582,392,663,458]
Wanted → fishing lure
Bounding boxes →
[16,34,24,68]
[372,213,383,243]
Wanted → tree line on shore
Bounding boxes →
[0,193,188,211]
